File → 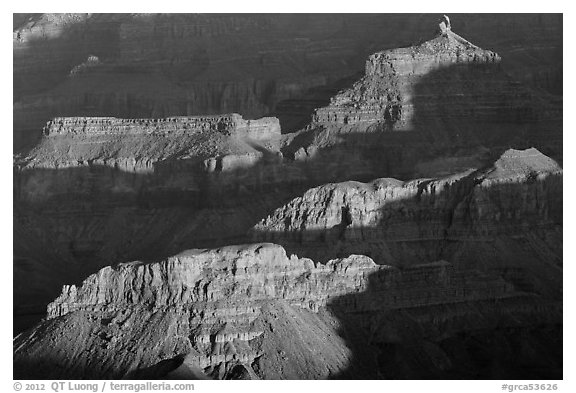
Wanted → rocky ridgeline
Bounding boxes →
[312,29,500,126]
[16,242,540,379]
[13,17,563,379]
[46,243,379,318]
[43,114,280,140]
[46,243,516,320]
[253,148,562,267]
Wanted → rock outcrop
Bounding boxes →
[43,114,280,139]
[13,14,562,150]
[313,29,500,126]
[13,21,563,337]
[14,242,560,379]
[19,114,281,172]
[13,113,289,334]
[45,244,379,319]
[13,16,563,380]
[253,148,562,296]
[286,26,561,174]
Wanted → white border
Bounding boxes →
[3,3,572,391]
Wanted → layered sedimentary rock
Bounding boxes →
[286,26,562,175]
[43,115,280,139]
[14,242,560,379]
[13,114,290,333]
[253,148,562,297]
[45,244,379,319]
[313,29,500,126]
[13,22,563,336]
[14,147,563,379]
[13,18,563,380]
[13,14,562,150]
[17,114,282,180]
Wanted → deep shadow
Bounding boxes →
[13,173,563,379]
[326,266,562,379]
[14,14,563,154]
[14,50,562,335]
[271,72,363,134]
[12,14,425,153]
[124,355,209,380]
[14,19,563,379]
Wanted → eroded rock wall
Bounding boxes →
[14,242,560,379]
[42,114,281,139]
[313,31,501,126]
[253,149,563,279]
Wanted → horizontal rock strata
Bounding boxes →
[15,242,559,380]
[313,30,500,127]
[252,148,563,292]
[43,114,280,140]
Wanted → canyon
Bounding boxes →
[13,14,563,380]
[14,14,562,151]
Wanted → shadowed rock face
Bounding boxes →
[13,16,562,379]
[14,149,562,379]
[285,29,561,170]
[13,239,561,380]
[13,14,562,151]
[313,29,501,126]
[13,24,562,332]
[253,148,562,268]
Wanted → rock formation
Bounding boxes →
[42,114,280,139]
[14,146,563,379]
[13,14,562,150]
[13,21,562,333]
[253,147,562,297]
[14,241,561,379]
[13,113,289,333]
[286,27,561,176]
[13,15,563,380]
[313,28,500,127]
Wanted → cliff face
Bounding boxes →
[43,115,280,139]
[13,14,562,151]
[253,148,562,297]
[13,23,562,335]
[14,243,561,379]
[45,244,378,319]
[13,16,562,379]
[285,28,561,177]
[313,30,501,126]
[16,114,283,194]
[13,114,292,331]
[14,147,563,379]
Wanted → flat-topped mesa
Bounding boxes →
[313,23,501,126]
[42,114,281,140]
